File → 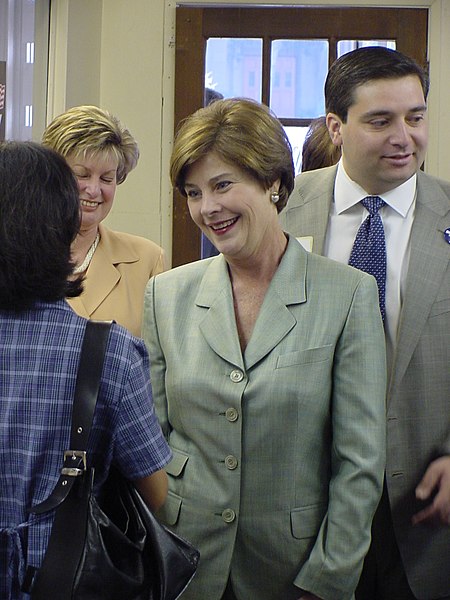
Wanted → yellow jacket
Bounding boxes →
[68,223,164,337]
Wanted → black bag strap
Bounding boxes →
[30,320,112,514]
[26,320,112,598]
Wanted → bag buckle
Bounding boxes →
[61,450,87,476]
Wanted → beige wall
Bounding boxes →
[46,0,450,267]
[45,0,169,253]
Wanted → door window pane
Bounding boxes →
[270,39,328,119]
[338,39,396,58]
[284,125,309,175]
[205,38,262,102]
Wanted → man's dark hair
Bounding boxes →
[325,46,429,122]
[0,141,83,311]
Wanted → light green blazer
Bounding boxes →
[143,235,386,600]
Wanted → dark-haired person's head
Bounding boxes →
[0,141,82,311]
[325,47,429,195]
[302,116,341,172]
[325,46,429,122]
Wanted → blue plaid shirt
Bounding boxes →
[0,301,172,599]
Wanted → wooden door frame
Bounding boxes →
[172,6,428,267]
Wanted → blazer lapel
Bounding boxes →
[281,165,336,254]
[78,241,121,316]
[196,239,308,370]
[245,236,307,369]
[390,174,450,393]
[74,224,139,317]
[197,256,244,369]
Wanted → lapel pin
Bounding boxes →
[445,228,450,244]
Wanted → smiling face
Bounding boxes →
[184,152,281,262]
[327,75,428,194]
[66,152,118,232]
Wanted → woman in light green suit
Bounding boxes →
[143,98,387,600]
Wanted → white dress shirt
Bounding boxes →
[323,160,416,370]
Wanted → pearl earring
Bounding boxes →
[271,191,280,204]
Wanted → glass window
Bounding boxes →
[270,39,328,119]
[338,39,396,57]
[205,38,263,102]
[285,125,309,175]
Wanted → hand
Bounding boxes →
[298,593,323,600]
[413,456,450,526]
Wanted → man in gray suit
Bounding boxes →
[281,47,450,600]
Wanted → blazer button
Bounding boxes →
[225,407,239,422]
[230,369,244,383]
[225,455,238,470]
[222,508,236,523]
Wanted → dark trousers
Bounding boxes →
[356,484,416,600]
[221,579,238,600]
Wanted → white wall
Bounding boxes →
[47,0,450,267]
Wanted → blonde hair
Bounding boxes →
[42,105,139,184]
[170,98,294,213]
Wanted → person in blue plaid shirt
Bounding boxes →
[0,141,172,599]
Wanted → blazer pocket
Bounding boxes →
[165,447,189,477]
[276,345,333,369]
[429,297,450,317]
[157,490,182,526]
[290,503,327,540]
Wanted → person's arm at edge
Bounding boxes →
[294,272,386,599]
[134,469,168,512]
[413,455,450,526]
[142,276,170,439]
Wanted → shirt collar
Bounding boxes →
[334,159,416,217]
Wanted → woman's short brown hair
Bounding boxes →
[170,98,295,213]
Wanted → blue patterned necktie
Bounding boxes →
[348,196,386,321]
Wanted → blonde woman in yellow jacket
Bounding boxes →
[43,105,164,336]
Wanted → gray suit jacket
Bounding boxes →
[143,236,386,600]
[281,167,450,599]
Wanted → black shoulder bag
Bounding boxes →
[26,320,199,600]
